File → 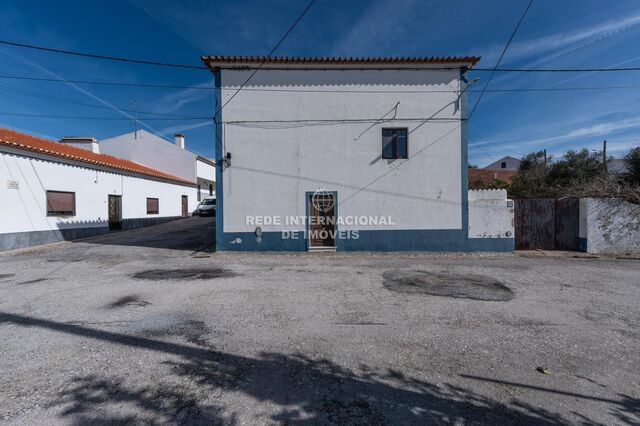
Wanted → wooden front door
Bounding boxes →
[181,195,188,217]
[308,192,336,247]
[108,195,122,230]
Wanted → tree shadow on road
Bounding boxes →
[2,311,637,425]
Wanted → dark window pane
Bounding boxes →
[382,132,394,159]
[147,198,159,214]
[46,191,75,216]
[396,131,408,158]
[382,128,408,159]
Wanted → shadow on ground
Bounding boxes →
[76,216,215,253]
[2,312,637,425]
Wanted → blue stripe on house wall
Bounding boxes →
[579,237,588,252]
[217,229,513,252]
[217,231,307,252]
[460,67,469,235]
[214,69,224,252]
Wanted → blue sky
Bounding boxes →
[0,0,639,165]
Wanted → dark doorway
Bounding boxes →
[308,192,336,248]
[514,198,579,250]
[181,195,189,217]
[108,195,122,230]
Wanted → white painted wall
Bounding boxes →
[220,67,465,233]
[196,158,216,201]
[100,130,197,181]
[0,150,197,234]
[468,189,514,238]
[579,198,640,254]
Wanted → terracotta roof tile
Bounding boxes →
[201,55,480,67]
[0,128,196,186]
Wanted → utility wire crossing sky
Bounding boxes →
[0,0,639,165]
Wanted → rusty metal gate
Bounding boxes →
[514,198,580,250]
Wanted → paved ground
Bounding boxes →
[0,217,639,425]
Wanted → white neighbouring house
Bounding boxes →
[483,156,521,171]
[0,128,199,251]
[202,55,514,252]
[99,130,216,202]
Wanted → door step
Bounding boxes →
[308,246,337,252]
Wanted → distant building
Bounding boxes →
[483,156,521,171]
[468,168,517,188]
[0,128,198,251]
[607,158,628,175]
[99,130,216,201]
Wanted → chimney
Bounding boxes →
[174,134,185,149]
[59,137,100,154]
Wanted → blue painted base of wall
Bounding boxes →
[216,229,514,253]
[468,237,515,252]
[217,231,307,252]
[579,237,588,252]
[0,216,183,252]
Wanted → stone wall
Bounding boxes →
[579,198,640,254]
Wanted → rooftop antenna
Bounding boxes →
[129,100,138,139]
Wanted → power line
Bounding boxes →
[0,74,214,90]
[4,37,640,74]
[215,0,317,115]
[0,111,213,120]
[469,0,534,119]
[4,72,639,94]
[0,82,211,117]
[0,39,206,70]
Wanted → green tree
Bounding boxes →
[624,146,640,185]
[547,148,607,189]
[509,151,550,198]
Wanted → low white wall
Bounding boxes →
[468,189,514,238]
[579,198,640,254]
[1,151,198,236]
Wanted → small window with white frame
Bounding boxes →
[382,128,408,159]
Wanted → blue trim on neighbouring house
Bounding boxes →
[0,216,182,252]
[214,68,224,252]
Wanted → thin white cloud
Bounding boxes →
[159,120,212,136]
[479,12,640,66]
[0,47,171,140]
[331,0,421,56]
[155,80,213,114]
[473,117,640,155]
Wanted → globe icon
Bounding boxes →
[311,189,334,213]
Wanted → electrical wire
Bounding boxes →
[4,73,638,93]
[215,0,317,116]
[4,37,640,74]
[469,0,534,119]
[0,39,206,70]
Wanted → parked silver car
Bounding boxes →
[194,196,216,216]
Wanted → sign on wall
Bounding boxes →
[6,180,19,189]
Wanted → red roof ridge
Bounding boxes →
[0,127,195,186]
[201,55,480,67]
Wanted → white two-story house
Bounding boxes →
[202,55,513,252]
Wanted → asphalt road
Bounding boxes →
[0,217,639,425]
